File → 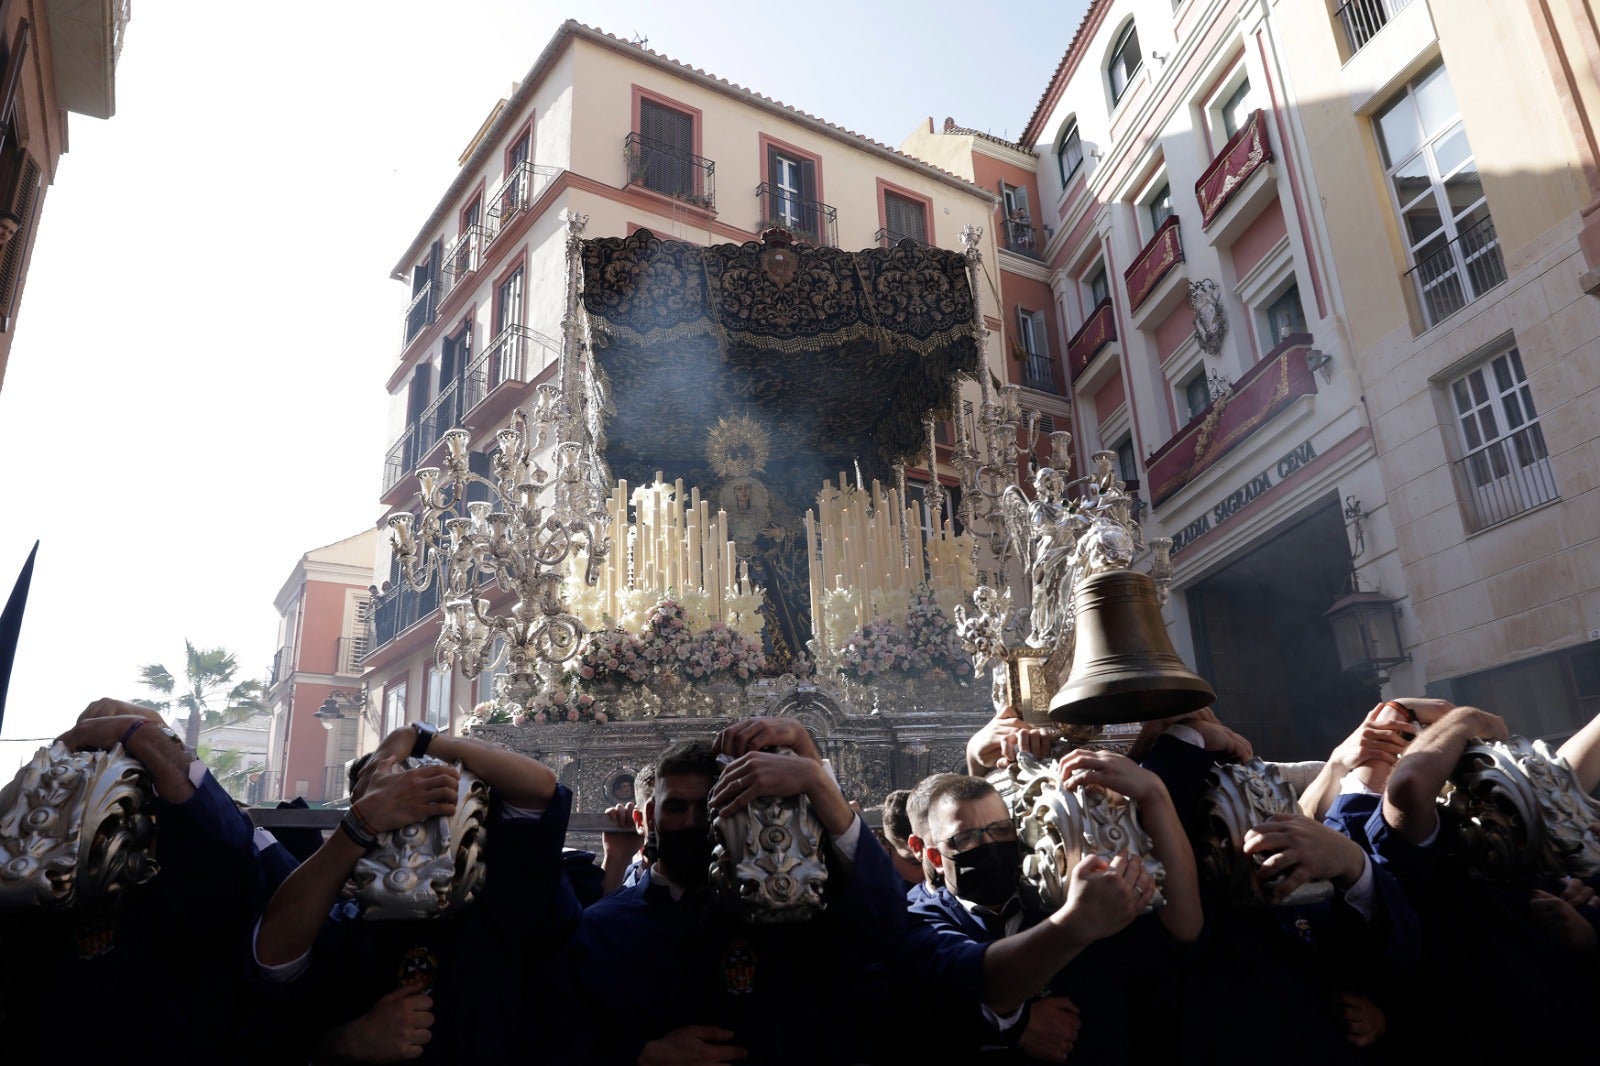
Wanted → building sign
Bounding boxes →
[1169,439,1317,555]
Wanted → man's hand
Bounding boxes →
[329,986,434,1062]
[1335,992,1387,1048]
[1172,707,1254,763]
[707,751,821,815]
[713,717,821,762]
[57,715,142,754]
[1054,849,1147,943]
[1017,996,1081,1062]
[356,757,460,834]
[1559,875,1598,911]
[968,706,1057,773]
[1329,706,1415,771]
[77,698,166,726]
[1242,813,1366,899]
[1057,749,1166,805]
[1457,707,1510,743]
[639,1025,748,1065]
[1388,697,1454,727]
[1530,889,1598,950]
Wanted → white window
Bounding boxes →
[1219,78,1253,139]
[1263,283,1307,344]
[384,682,408,735]
[1144,181,1174,237]
[1017,308,1054,390]
[1448,346,1557,530]
[1375,63,1504,328]
[1108,22,1143,106]
[882,191,928,245]
[1113,435,1139,485]
[426,666,452,731]
[1183,369,1211,421]
[1086,263,1111,308]
[1002,183,1035,253]
[1056,119,1084,185]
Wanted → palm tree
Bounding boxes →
[136,640,268,750]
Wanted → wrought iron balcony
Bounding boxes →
[403,280,435,344]
[1196,109,1273,229]
[336,636,367,677]
[268,646,294,687]
[1452,423,1559,532]
[383,424,419,495]
[1067,298,1118,382]
[372,579,442,651]
[1002,218,1043,259]
[1124,216,1184,314]
[1406,214,1507,329]
[624,133,716,209]
[755,182,837,246]
[1335,0,1413,56]
[461,325,558,414]
[438,225,487,299]
[487,162,561,237]
[1021,350,1062,394]
[875,227,928,249]
[417,379,466,460]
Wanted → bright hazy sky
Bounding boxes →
[0,0,1089,773]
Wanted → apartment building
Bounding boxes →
[361,21,1000,752]
[996,0,1600,757]
[263,529,378,802]
[1270,0,1600,739]
[0,0,129,396]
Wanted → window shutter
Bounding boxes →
[0,154,37,331]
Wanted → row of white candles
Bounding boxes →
[600,475,751,621]
[805,473,970,643]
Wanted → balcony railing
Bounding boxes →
[324,764,350,804]
[1021,350,1062,394]
[268,646,294,687]
[875,227,928,249]
[755,182,838,247]
[417,379,465,460]
[624,133,716,209]
[487,162,561,236]
[403,280,435,344]
[1002,218,1043,259]
[1196,109,1273,228]
[1145,332,1318,507]
[1453,423,1559,532]
[1124,216,1184,313]
[1335,0,1413,56]
[460,325,557,411]
[1406,214,1507,329]
[438,224,487,299]
[337,636,367,677]
[373,579,443,651]
[1067,298,1117,382]
[382,424,419,494]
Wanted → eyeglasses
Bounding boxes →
[941,819,1017,853]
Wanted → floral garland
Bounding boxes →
[837,586,972,683]
[574,598,767,693]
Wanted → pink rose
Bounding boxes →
[594,710,609,723]
[580,665,594,679]
[513,713,529,726]
[552,689,569,706]
[566,708,580,722]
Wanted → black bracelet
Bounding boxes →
[339,811,376,849]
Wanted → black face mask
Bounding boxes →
[655,825,715,889]
[948,839,1021,909]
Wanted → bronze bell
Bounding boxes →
[1049,569,1215,725]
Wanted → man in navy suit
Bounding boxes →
[904,756,1201,1064]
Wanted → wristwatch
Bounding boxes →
[410,721,438,760]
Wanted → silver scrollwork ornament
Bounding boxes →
[1195,759,1333,906]
[990,752,1166,913]
[353,758,491,921]
[1442,737,1600,880]
[0,741,160,911]
[711,756,829,923]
